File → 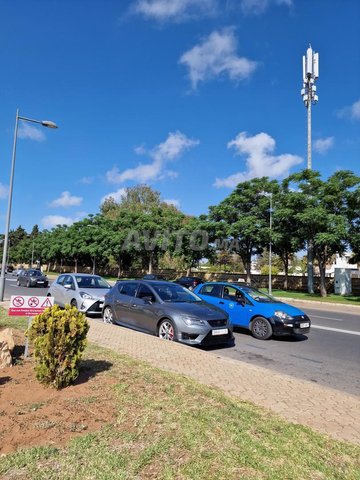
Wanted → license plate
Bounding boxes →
[38,281,44,284]
[300,322,310,328]
[212,328,228,336]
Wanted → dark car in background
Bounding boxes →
[174,276,203,291]
[102,280,233,347]
[143,274,166,281]
[17,269,49,288]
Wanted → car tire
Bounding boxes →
[250,316,272,340]
[16,279,20,286]
[158,318,176,341]
[103,306,115,324]
[70,299,77,309]
[26,280,30,288]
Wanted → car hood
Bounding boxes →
[163,301,228,319]
[78,288,110,300]
[250,300,306,317]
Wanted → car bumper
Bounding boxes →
[178,322,234,346]
[79,299,104,314]
[270,315,311,336]
[30,280,48,287]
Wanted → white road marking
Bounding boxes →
[312,325,360,336]
[311,315,343,322]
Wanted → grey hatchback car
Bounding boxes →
[102,280,233,346]
[48,274,111,314]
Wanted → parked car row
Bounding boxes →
[16,270,311,347]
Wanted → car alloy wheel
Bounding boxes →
[158,319,175,341]
[103,306,114,324]
[70,299,77,309]
[251,316,272,340]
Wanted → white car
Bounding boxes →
[48,274,111,314]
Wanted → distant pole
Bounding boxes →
[301,45,319,293]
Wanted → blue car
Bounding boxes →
[193,282,311,340]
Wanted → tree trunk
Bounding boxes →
[245,260,251,284]
[148,253,153,274]
[92,256,96,275]
[307,240,314,294]
[283,253,289,290]
[74,258,78,273]
[117,256,122,278]
[318,260,327,297]
[186,266,192,276]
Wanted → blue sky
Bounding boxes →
[0,0,359,232]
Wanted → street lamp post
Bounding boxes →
[261,191,273,295]
[268,193,273,296]
[0,109,58,301]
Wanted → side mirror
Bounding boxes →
[64,284,72,290]
[237,298,246,306]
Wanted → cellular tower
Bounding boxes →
[301,45,319,169]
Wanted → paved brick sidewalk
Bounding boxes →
[87,319,360,445]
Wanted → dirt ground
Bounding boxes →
[0,330,117,455]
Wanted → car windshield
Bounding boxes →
[30,270,42,277]
[75,276,111,289]
[152,283,202,303]
[239,286,278,303]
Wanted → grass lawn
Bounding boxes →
[1,308,360,479]
[270,289,360,306]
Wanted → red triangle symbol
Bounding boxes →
[41,297,53,308]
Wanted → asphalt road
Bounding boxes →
[4,276,360,396]
[210,303,360,397]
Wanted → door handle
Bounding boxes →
[219,301,224,304]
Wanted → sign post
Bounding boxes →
[9,295,54,358]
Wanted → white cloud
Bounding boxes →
[179,28,258,90]
[101,188,127,204]
[241,0,292,15]
[41,215,75,228]
[17,123,46,142]
[49,191,83,208]
[79,176,94,185]
[164,198,180,208]
[314,136,334,154]
[106,131,199,184]
[337,98,360,120]
[132,0,217,22]
[0,183,8,199]
[214,131,303,188]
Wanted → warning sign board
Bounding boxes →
[9,296,55,317]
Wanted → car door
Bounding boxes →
[61,275,76,306]
[220,286,252,327]
[132,284,158,333]
[50,275,67,306]
[113,282,139,326]
[20,271,29,287]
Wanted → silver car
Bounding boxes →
[48,274,111,314]
[102,280,233,347]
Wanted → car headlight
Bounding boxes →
[274,311,293,322]
[80,292,94,300]
[182,316,205,326]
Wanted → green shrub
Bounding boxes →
[27,305,89,389]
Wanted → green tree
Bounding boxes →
[209,178,278,283]
[285,170,360,296]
